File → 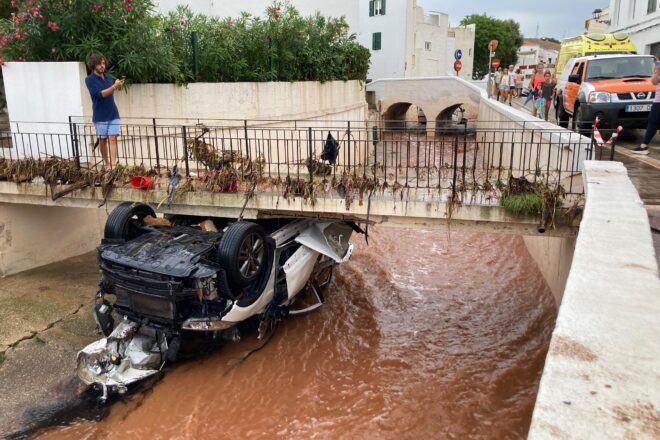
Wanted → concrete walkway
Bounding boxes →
[0,252,99,438]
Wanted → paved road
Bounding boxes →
[509,95,660,264]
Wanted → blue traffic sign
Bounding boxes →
[454,49,462,60]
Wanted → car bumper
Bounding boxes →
[581,102,653,129]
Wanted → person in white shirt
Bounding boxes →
[508,65,516,105]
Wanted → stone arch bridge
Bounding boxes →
[366,77,482,131]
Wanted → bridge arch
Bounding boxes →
[382,102,428,131]
[435,103,466,132]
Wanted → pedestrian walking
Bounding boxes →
[84,52,124,171]
[528,63,546,117]
[494,67,503,101]
[514,68,524,98]
[499,66,510,103]
[535,70,556,121]
[508,65,516,105]
[632,61,660,155]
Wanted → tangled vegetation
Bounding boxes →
[0,0,370,83]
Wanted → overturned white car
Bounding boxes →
[77,202,358,399]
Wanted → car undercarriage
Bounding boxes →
[76,202,358,399]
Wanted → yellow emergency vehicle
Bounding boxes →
[555,33,637,81]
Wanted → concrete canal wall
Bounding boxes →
[0,203,104,277]
[528,161,660,439]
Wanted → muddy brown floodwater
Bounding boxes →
[36,228,556,440]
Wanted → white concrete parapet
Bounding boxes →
[528,161,660,439]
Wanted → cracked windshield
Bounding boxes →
[1,0,659,439]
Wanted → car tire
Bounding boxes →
[557,100,570,128]
[572,105,590,136]
[104,202,156,240]
[218,222,271,288]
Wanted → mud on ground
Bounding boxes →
[0,252,100,438]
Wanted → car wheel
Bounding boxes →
[104,202,156,240]
[218,222,270,288]
[557,100,570,128]
[572,105,589,136]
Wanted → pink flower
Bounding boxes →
[92,3,103,12]
[17,56,25,61]
[125,4,133,11]
[47,21,60,31]
[10,0,17,8]
[51,47,57,53]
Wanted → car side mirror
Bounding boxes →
[568,74,581,84]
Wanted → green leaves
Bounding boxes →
[0,0,370,84]
[460,13,523,79]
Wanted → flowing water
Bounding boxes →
[36,228,556,440]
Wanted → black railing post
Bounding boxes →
[152,118,161,170]
[182,125,190,177]
[451,132,459,199]
[347,120,352,176]
[244,119,251,161]
[68,116,81,169]
[308,127,314,181]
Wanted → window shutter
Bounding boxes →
[382,0,386,15]
[373,32,381,50]
[369,0,374,16]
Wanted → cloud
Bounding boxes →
[417,0,604,39]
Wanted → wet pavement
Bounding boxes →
[0,253,100,439]
[510,96,660,266]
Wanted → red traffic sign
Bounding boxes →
[491,58,500,69]
[453,59,462,72]
[488,39,499,51]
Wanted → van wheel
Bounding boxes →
[557,101,570,128]
[104,202,155,240]
[572,105,590,136]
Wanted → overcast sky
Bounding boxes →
[417,0,607,40]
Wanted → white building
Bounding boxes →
[585,7,610,33]
[516,38,561,83]
[154,0,475,80]
[608,0,660,57]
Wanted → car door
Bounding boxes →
[564,61,585,115]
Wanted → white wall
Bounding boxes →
[359,0,411,79]
[609,0,660,56]
[155,0,360,31]
[447,24,475,80]
[410,10,449,78]
[1,62,87,158]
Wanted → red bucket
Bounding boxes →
[131,176,154,189]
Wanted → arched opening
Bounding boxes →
[435,104,467,134]
[383,103,427,131]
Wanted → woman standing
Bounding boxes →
[528,63,546,117]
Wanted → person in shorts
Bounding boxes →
[514,68,524,98]
[84,52,124,171]
[499,66,510,103]
[508,65,516,104]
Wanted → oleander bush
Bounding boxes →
[0,0,370,83]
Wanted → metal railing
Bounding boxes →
[0,118,622,202]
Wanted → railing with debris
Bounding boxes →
[0,118,621,202]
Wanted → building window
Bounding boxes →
[372,32,382,50]
[369,0,386,16]
[424,41,431,51]
[649,0,658,14]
